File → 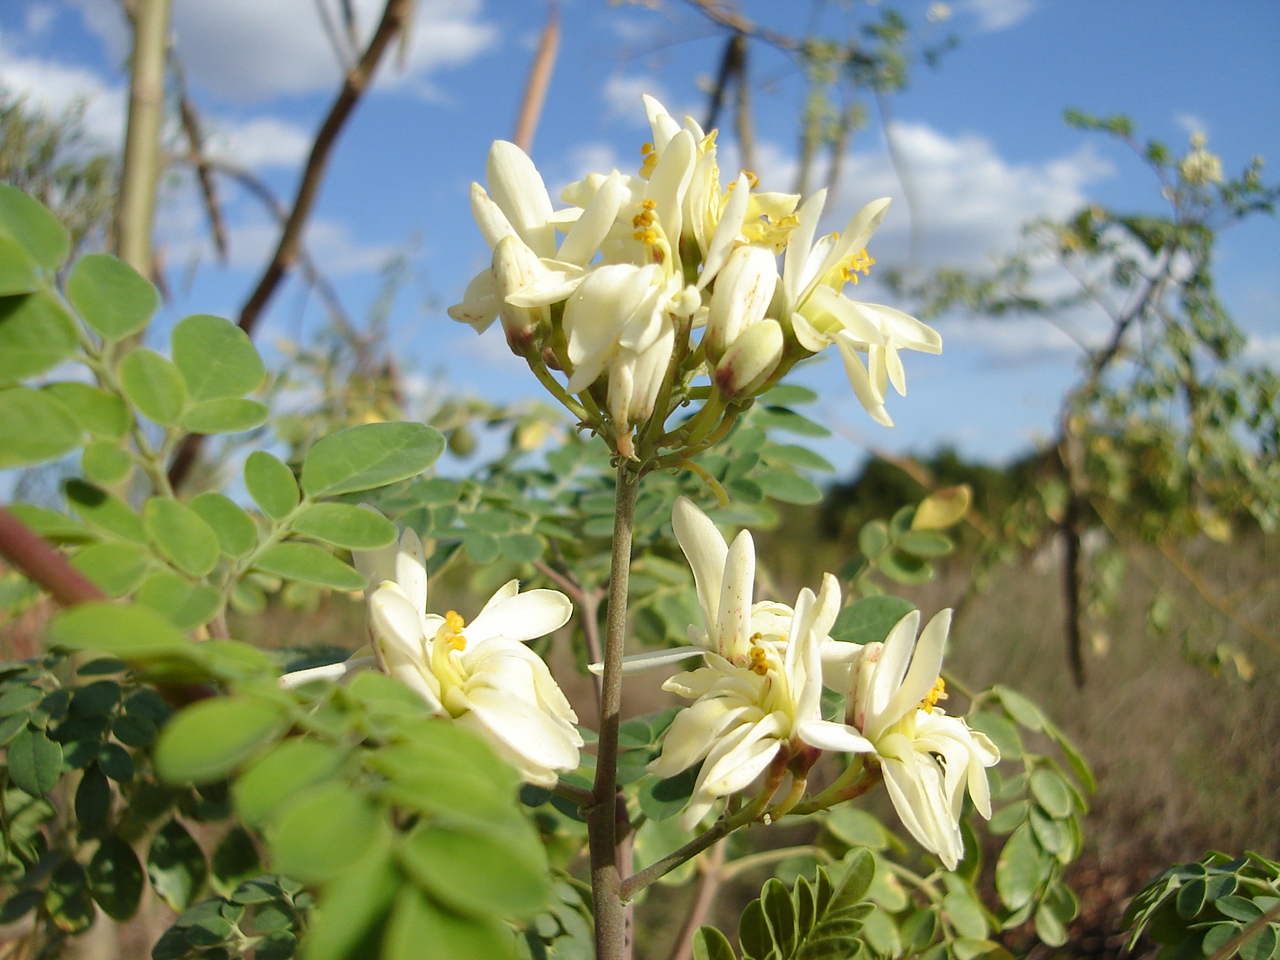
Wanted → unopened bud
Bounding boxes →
[705,245,778,364]
[492,235,548,353]
[714,318,784,398]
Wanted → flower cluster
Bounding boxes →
[449,96,941,460]
[644,498,999,868]
[281,520,583,788]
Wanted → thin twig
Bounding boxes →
[667,839,726,960]
[512,0,560,153]
[171,57,228,263]
[237,0,413,339]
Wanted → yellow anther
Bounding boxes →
[919,676,947,713]
[744,170,759,188]
[640,142,654,155]
[437,610,467,651]
[632,228,659,245]
[748,645,770,676]
[641,198,657,210]
[632,208,655,229]
[840,248,876,285]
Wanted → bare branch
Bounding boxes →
[171,56,228,263]
[0,507,105,608]
[512,0,561,153]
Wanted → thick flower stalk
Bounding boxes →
[281,524,583,788]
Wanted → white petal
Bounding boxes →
[698,171,753,289]
[649,700,754,778]
[486,140,557,258]
[394,527,427,614]
[874,610,950,739]
[278,656,375,689]
[672,497,728,639]
[646,129,696,246]
[715,530,755,661]
[835,339,893,428]
[558,170,625,266]
[468,588,573,643]
[796,719,875,754]
[464,685,582,777]
[810,198,891,294]
[588,646,708,676]
[811,287,887,346]
[369,583,428,666]
[783,189,827,308]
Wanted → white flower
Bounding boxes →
[648,573,842,830]
[777,192,942,426]
[804,609,1000,869]
[280,525,583,788]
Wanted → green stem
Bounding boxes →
[115,0,172,276]
[588,463,639,960]
[791,759,880,816]
[522,347,588,421]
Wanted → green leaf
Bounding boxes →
[755,406,831,437]
[144,497,221,577]
[824,806,892,851]
[75,763,112,828]
[895,530,954,558]
[638,766,699,822]
[245,451,300,521]
[190,493,258,559]
[43,382,130,440]
[693,926,738,960]
[66,254,158,341]
[0,292,79,387]
[761,878,797,958]
[211,826,261,894]
[397,822,549,919]
[182,398,269,435]
[155,695,288,784]
[292,502,398,550]
[1033,901,1068,947]
[995,823,1043,911]
[763,384,819,406]
[756,469,824,505]
[830,596,915,646]
[302,843,399,960]
[1029,767,1074,819]
[267,781,380,883]
[81,441,133,485]
[170,314,265,402]
[57,598,191,664]
[253,542,365,591]
[969,712,1023,761]
[945,891,990,940]
[382,886,516,960]
[65,479,146,542]
[0,234,39,294]
[762,443,835,472]
[88,835,145,921]
[46,858,96,934]
[232,738,344,826]
[878,550,933,585]
[300,422,445,498]
[7,724,63,796]
[134,571,222,631]
[118,348,188,427]
[147,818,208,912]
[0,183,69,269]
[70,541,151,598]
[0,386,81,468]
[497,532,545,563]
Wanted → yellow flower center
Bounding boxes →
[436,610,467,651]
[919,676,947,713]
[748,632,769,676]
[839,248,876,285]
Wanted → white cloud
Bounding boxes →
[0,44,126,149]
[159,0,497,103]
[959,0,1036,32]
[24,4,57,35]
[204,116,312,170]
[1174,112,1211,140]
[603,73,668,124]
[1243,335,1280,368]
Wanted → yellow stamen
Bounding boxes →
[920,676,947,713]
[632,228,659,245]
[437,610,467,651]
[749,645,770,676]
[840,248,876,285]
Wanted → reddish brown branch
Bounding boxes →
[0,507,105,607]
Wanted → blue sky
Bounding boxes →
[2,0,1277,475]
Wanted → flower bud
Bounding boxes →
[714,318,784,398]
[492,235,549,353]
[705,244,778,364]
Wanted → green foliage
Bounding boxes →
[1123,852,1280,960]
